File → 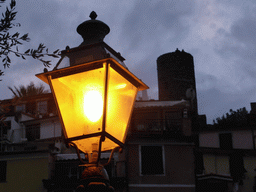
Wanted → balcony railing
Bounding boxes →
[0,126,60,153]
[43,160,128,191]
[131,119,182,133]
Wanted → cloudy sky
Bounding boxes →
[0,0,255,124]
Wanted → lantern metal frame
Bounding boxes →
[36,57,148,164]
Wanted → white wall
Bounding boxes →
[203,154,230,175]
[20,114,34,122]
[40,119,62,139]
[199,130,254,149]
[5,116,62,142]
[199,132,219,148]
[233,130,254,149]
[4,116,22,143]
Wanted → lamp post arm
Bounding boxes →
[102,146,121,166]
[69,142,88,164]
[96,136,104,165]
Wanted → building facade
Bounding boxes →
[0,48,198,191]
[196,104,256,192]
[0,94,63,192]
[123,100,195,192]
[0,93,197,191]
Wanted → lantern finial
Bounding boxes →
[89,11,97,20]
[77,11,110,46]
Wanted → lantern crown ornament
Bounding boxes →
[77,11,110,46]
[36,11,148,160]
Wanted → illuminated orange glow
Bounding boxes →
[83,90,103,122]
[115,83,127,89]
[36,58,149,153]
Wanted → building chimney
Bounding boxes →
[142,90,149,101]
[250,102,256,114]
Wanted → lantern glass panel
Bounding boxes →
[72,136,119,153]
[37,58,149,154]
[73,136,101,153]
[101,137,119,151]
[106,66,137,143]
[50,64,106,139]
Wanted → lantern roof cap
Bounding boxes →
[77,11,110,46]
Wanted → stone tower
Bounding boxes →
[157,49,197,113]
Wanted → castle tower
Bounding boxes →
[157,49,197,113]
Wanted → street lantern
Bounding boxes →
[36,11,148,164]
[37,11,148,191]
[37,56,147,158]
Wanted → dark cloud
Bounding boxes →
[121,0,194,50]
[214,1,256,61]
[214,11,256,81]
[1,0,256,126]
[198,87,253,124]
[118,0,196,100]
[195,71,255,124]
[130,55,159,100]
[196,73,217,90]
[16,1,84,50]
[231,18,256,44]
[0,0,83,99]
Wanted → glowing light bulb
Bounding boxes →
[83,90,103,122]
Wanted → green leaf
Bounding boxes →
[12,32,19,38]
[53,49,59,54]
[48,54,59,58]
[24,49,30,54]
[10,0,16,9]
[19,33,28,40]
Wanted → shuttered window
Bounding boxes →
[0,161,7,182]
[140,146,164,175]
[26,124,40,141]
[219,133,233,150]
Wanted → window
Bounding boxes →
[37,100,48,114]
[140,146,164,175]
[0,121,10,134]
[229,152,246,183]
[194,151,204,174]
[16,104,25,112]
[164,112,182,132]
[55,160,85,180]
[133,112,160,132]
[26,124,40,141]
[219,133,233,150]
[0,161,7,182]
[26,101,36,114]
[0,121,10,140]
